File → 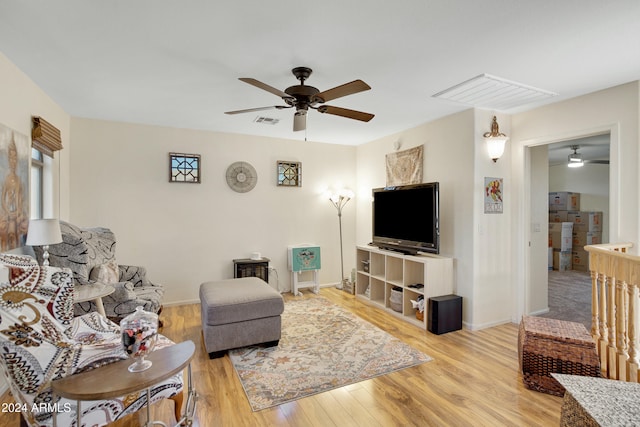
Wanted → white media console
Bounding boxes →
[355,245,454,329]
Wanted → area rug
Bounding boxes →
[228,296,432,411]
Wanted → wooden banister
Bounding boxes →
[585,243,639,383]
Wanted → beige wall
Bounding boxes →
[511,81,640,321]
[69,118,357,304]
[355,110,485,327]
[0,51,71,396]
[2,46,640,355]
[0,52,71,219]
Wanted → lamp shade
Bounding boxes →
[486,136,509,162]
[26,219,63,246]
[483,116,509,162]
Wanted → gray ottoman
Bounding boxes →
[200,277,284,358]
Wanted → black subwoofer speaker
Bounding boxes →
[428,294,462,335]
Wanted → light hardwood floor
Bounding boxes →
[0,288,562,426]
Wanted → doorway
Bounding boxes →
[524,132,611,327]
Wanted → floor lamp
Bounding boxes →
[329,189,354,290]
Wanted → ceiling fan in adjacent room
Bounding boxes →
[567,145,610,168]
[224,67,375,132]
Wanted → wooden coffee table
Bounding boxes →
[52,340,196,426]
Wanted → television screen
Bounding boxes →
[372,182,439,254]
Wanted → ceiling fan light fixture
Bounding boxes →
[226,67,373,133]
[567,145,584,168]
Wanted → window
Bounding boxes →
[30,148,44,219]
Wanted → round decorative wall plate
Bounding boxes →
[226,161,257,193]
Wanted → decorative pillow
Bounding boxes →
[0,254,74,325]
[90,260,119,284]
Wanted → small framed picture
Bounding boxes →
[169,153,201,183]
[484,177,503,214]
[277,160,302,187]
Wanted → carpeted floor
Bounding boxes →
[539,269,592,330]
[228,295,432,411]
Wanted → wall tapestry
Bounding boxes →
[0,123,30,251]
[484,177,503,214]
[385,145,423,186]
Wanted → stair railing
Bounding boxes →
[585,242,639,382]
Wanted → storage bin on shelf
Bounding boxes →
[389,287,402,312]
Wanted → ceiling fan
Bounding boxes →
[567,145,610,168]
[224,67,374,132]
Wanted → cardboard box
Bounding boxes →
[549,210,570,223]
[549,192,580,211]
[568,211,603,232]
[549,222,573,251]
[553,249,572,271]
[571,249,589,271]
[572,231,601,249]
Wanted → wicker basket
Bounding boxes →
[518,316,601,396]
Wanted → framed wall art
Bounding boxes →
[385,145,423,186]
[0,123,30,251]
[277,160,302,187]
[169,152,201,183]
[484,177,503,214]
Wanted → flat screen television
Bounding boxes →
[372,182,439,254]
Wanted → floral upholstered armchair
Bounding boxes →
[0,254,183,427]
[34,221,164,322]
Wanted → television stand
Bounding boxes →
[355,245,454,330]
[377,245,418,256]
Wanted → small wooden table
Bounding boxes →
[74,283,114,317]
[52,340,196,427]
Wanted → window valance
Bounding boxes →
[32,116,63,157]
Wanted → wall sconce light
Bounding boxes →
[567,145,584,168]
[483,116,509,162]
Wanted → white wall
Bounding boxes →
[549,163,610,243]
[69,118,357,304]
[528,145,550,315]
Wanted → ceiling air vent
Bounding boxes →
[254,116,280,125]
[432,73,557,110]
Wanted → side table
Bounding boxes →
[74,283,115,317]
[52,340,197,427]
[233,257,270,282]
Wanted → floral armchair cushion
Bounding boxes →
[0,254,183,427]
[34,221,164,321]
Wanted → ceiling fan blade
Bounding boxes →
[239,78,291,99]
[584,160,610,164]
[314,80,371,103]
[293,111,307,132]
[317,105,374,122]
[224,106,287,115]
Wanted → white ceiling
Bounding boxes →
[1,1,639,146]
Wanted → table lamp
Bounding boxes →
[26,219,63,266]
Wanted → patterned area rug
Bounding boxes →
[229,296,432,411]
